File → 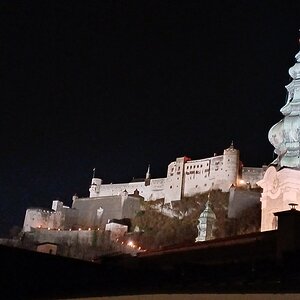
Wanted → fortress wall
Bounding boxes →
[72,195,141,228]
[23,208,62,232]
[30,229,102,246]
[98,183,131,196]
[150,178,165,190]
[122,197,141,220]
[142,178,166,200]
[99,182,147,197]
[242,167,266,188]
[98,180,166,201]
[72,196,123,227]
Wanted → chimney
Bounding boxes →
[274,203,300,259]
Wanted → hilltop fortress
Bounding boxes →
[90,142,262,204]
[23,142,265,233]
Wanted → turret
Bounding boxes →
[120,189,129,207]
[145,164,151,186]
[89,178,102,197]
[222,141,240,187]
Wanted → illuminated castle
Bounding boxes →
[89,142,253,204]
[23,143,264,232]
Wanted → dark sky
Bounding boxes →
[0,1,300,234]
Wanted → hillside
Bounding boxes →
[130,189,261,250]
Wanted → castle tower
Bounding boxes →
[258,39,300,231]
[89,168,102,197]
[221,142,240,189]
[145,164,151,186]
[164,156,189,204]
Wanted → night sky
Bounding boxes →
[0,1,300,235]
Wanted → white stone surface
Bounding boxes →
[258,166,300,232]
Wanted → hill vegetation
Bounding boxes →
[130,189,261,250]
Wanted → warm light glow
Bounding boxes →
[69,229,72,231]
[88,227,91,231]
[78,228,81,231]
[238,179,246,185]
[58,228,60,231]
[127,241,135,248]
[47,227,50,230]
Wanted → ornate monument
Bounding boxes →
[258,42,300,231]
[195,198,216,242]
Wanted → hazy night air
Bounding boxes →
[0,1,299,235]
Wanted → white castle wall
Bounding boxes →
[89,177,165,201]
[23,208,64,232]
